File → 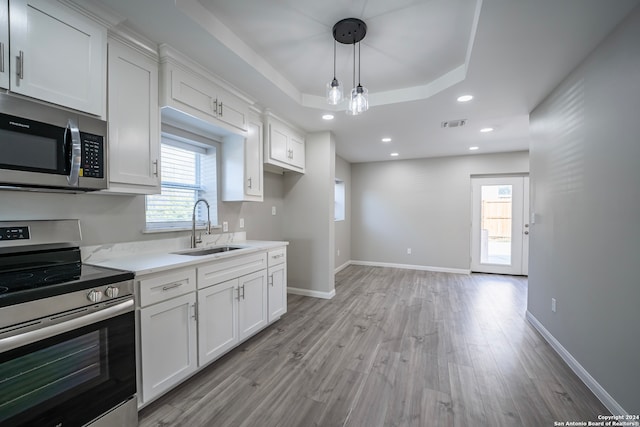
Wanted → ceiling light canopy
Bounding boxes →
[326,18,369,115]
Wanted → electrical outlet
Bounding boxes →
[272,206,277,216]
[551,298,557,313]
[222,221,228,232]
[239,218,245,229]
[407,248,412,255]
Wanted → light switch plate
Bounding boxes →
[239,218,245,229]
[223,221,228,232]
[272,206,277,215]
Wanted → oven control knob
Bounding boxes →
[87,289,103,303]
[105,286,120,298]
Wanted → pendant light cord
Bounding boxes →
[333,39,337,80]
[358,42,361,86]
[352,43,356,88]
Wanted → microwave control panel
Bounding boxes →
[80,133,104,178]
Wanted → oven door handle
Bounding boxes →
[66,118,82,187]
[0,298,133,354]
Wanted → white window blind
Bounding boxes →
[145,141,217,231]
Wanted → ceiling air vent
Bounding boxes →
[441,119,467,128]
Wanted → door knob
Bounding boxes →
[524,231,529,235]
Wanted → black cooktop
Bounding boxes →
[0,246,134,308]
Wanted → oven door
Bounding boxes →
[0,299,136,427]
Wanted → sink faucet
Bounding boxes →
[192,198,211,248]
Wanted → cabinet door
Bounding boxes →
[9,0,106,116]
[107,38,160,192]
[289,134,305,170]
[170,67,217,120]
[0,1,8,89]
[245,119,263,197]
[238,270,268,340]
[139,293,197,404]
[216,87,248,131]
[268,263,287,323]
[269,123,289,164]
[197,279,239,367]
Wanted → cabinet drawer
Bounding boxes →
[138,268,197,307]
[198,252,267,289]
[268,248,286,266]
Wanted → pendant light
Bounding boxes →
[326,39,343,105]
[347,42,368,115]
[327,18,368,114]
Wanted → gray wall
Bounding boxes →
[351,151,529,271]
[335,155,351,269]
[283,131,335,295]
[528,5,640,414]
[0,172,285,246]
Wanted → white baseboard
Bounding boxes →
[287,286,336,300]
[350,260,470,275]
[335,261,352,274]
[526,311,628,416]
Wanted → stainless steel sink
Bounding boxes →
[173,245,246,256]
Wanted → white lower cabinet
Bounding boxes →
[139,292,197,404]
[197,279,239,366]
[238,270,268,340]
[268,263,287,323]
[136,249,285,407]
[197,269,267,367]
[267,247,287,323]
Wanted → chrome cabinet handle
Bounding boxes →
[152,159,159,177]
[192,302,198,321]
[162,282,183,291]
[269,275,274,287]
[16,50,24,80]
[66,119,82,187]
[218,101,223,116]
[0,43,4,73]
[248,177,252,189]
[241,285,245,300]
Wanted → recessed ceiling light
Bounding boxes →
[469,146,480,151]
[457,95,473,103]
[480,127,494,133]
[381,137,392,143]
[390,152,399,157]
[322,114,334,120]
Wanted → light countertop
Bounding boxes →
[87,240,288,276]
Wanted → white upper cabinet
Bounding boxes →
[221,112,263,202]
[159,45,250,135]
[8,0,106,117]
[264,113,305,174]
[0,1,8,89]
[106,35,160,194]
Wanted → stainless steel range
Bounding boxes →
[0,220,137,427]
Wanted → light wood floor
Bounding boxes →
[139,266,608,427]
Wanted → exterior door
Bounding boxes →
[471,176,529,275]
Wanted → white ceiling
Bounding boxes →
[96,0,640,163]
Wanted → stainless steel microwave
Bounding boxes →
[0,93,108,191]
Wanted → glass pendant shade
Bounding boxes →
[346,84,368,115]
[326,78,343,105]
